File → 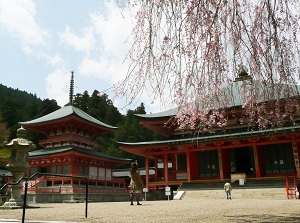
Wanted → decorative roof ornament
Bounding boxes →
[234,64,253,82]
[69,71,74,105]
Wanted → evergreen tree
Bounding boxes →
[37,99,60,118]
[1,97,18,128]
[73,91,89,112]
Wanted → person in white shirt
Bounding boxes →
[224,182,232,200]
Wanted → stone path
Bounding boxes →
[0,197,299,223]
[0,220,79,223]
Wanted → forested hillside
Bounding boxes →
[0,84,60,143]
[0,84,163,167]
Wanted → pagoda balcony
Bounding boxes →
[39,134,97,148]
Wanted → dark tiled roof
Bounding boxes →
[29,146,130,162]
[135,80,300,119]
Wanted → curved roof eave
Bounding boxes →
[135,107,178,119]
[19,105,117,130]
[117,124,300,147]
[29,146,131,162]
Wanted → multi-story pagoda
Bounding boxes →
[18,72,130,202]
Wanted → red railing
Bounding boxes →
[22,175,46,192]
[26,186,127,194]
[59,174,125,182]
[286,175,297,199]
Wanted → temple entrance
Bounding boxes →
[262,143,295,175]
[230,147,255,176]
[199,150,219,177]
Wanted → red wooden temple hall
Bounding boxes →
[19,72,130,191]
[118,72,300,190]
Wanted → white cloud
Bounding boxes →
[90,3,133,58]
[57,0,133,79]
[78,57,106,77]
[46,69,70,106]
[43,53,64,67]
[59,26,96,53]
[44,0,169,113]
[0,0,48,53]
[78,56,128,83]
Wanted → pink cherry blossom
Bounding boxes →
[115,0,300,132]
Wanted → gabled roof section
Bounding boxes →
[135,79,300,119]
[135,107,178,119]
[219,80,300,109]
[134,78,300,137]
[19,105,117,130]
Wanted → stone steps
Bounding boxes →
[181,188,292,200]
[180,179,287,190]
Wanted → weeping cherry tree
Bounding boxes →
[115,0,300,132]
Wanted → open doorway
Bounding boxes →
[230,147,255,175]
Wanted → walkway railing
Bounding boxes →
[0,172,89,223]
[25,186,127,194]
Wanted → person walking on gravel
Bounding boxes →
[224,182,232,200]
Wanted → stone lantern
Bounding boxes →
[2,126,35,207]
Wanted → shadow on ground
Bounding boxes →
[227,214,299,223]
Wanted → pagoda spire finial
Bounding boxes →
[69,71,74,105]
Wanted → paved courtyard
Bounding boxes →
[0,197,299,223]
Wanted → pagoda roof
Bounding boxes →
[19,105,117,131]
[29,146,131,163]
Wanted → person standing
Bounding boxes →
[128,161,143,205]
[224,182,232,200]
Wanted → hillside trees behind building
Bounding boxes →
[0,84,162,167]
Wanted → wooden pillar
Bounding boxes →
[253,145,261,179]
[218,149,224,181]
[186,149,191,182]
[292,142,300,178]
[164,151,168,186]
[145,154,149,189]
[171,154,176,181]
[104,166,107,187]
[154,158,158,182]
[97,166,99,181]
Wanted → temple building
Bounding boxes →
[118,73,300,191]
[16,73,130,202]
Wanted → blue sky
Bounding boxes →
[0,0,165,114]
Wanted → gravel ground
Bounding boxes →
[1,198,300,223]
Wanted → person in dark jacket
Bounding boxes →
[128,161,143,205]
